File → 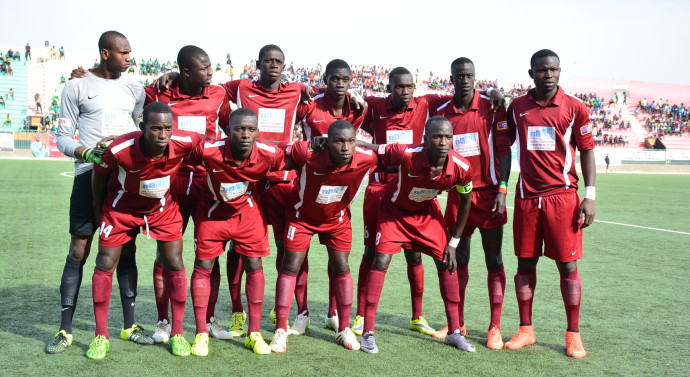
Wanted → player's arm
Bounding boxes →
[56,82,95,160]
[445,181,473,273]
[579,148,596,228]
[92,168,107,224]
[483,88,505,112]
[153,71,180,92]
[493,108,511,216]
[131,86,145,124]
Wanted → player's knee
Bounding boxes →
[195,258,215,270]
[68,238,90,262]
[242,257,263,273]
[403,249,421,264]
[556,260,577,274]
[484,251,503,270]
[372,253,392,271]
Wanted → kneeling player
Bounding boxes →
[358,117,476,354]
[190,108,286,355]
[87,103,201,359]
[270,120,378,353]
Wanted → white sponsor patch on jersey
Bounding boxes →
[102,108,132,136]
[527,126,556,151]
[386,130,413,144]
[258,108,286,133]
[139,176,170,198]
[219,181,249,201]
[408,187,438,202]
[177,116,207,134]
[453,132,480,156]
[315,185,348,204]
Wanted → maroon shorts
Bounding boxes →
[99,201,182,247]
[362,184,386,247]
[170,170,207,231]
[194,201,270,260]
[513,190,583,262]
[445,188,508,236]
[284,209,352,252]
[255,179,294,241]
[375,199,447,261]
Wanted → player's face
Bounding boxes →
[229,115,258,153]
[424,121,453,159]
[388,74,415,110]
[325,69,351,100]
[529,56,561,92]
[142,112,173,154]
[451,63,475,97]
[327,127,356,166]
[185,56,213,88]
[259,50,285,83]
[104,37,132,73]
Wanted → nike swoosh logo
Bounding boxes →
[212,169,224,173]
[248,94,260,98]
[314,172,326,175]
[61,307,69,311]
[519,113,529,117]
[313,120,324,123]
[129,169,142,173]
[168,102,178,106]
[407,173,420,178]
[379,115,388,119]
[88,95,98,99]
[571,250,577,256]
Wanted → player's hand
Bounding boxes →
[443,245,458,274]
[69,66,87,80]
[579,198,595,229]
[492,192,506,217]
[96,136,116,149]
[347,89,367,114]
[153,72,179,92]
[82,147,105,164]
[300,86,316,104]
[489,89,505,112]
[311,136,328,153]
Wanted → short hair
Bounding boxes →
[424,116,451,133]
[229,108,257,123]
[530,49,559,68]
[142,102,172,125]
[258,44,284,63]
[450,57,474,73]
[177,45,209,71]
[98,31,127,51]
[327,119,355,138]
[389,67,412,83]
[325,59,351,77]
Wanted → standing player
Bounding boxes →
[357,116,476,354]
[430,57,510,349]
[48,31,149,354]
[495,49,596,358]
[189,108,287,355]
[270,120,378,353]
[86,102,202,359]
[290,59,366,333]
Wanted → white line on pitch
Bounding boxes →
[60,171,74,178]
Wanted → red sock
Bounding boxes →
[206,262,220,322]
[294,257,309,315]
[363,268,387,334]
[487,265,506,329]
[438,269,461,332]
[227,251,244,313]
[515,268,537,325]
[333,271,353,331]
[356,256,372,317]
[407,262,424,319]
[92,268,113,338]
[165,269,188,336]
[560,269,581,331]
[275,271,297,330]
[153,262,169,322]
[245,268,265,333]
[191,266,211,334]
[327,266,337,317]
[456,264,469,327]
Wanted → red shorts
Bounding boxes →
[284,209,352,252]
[513,190,583,262]
[375,198,447,260]
[99,201,183,247]
[171,170,207,231]
[363,184,411,249]
[255,179,294,241]
[445,188,508,236]
[194,200,270,260]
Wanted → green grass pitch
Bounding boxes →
[0,159,688,376]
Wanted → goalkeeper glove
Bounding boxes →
[82,147,105,164]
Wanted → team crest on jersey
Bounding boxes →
[580,124,592,135]
[496,121,508,130]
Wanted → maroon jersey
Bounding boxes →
[377,143,473,212]
[95,130,202,215]
[296,93,365,140]
[496,87,594,199]
[433,91,509,189]
[361,94,448,185]
[283,141,378,221]
[196,139,286,217]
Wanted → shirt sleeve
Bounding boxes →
[377,143,406,166]
[186,135,206,166]
[271,147,288,171]
[296,102,312,125]
[220,80,241,104]
[454,158,473,194]
[496,104,517,155]
[492,105,511,155]
[94,145,116,176]
[360,96,377,135]
[144,84,157,106]
[131,85,145,125]
[572,101,595,151]
[282,140,309,167]
[423,93,449,110]
[56,81,81,157]
[217,97,231,137]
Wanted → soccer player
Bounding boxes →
[144,45,232,343]
[495,49,596,358]
[270,120,378,353]
[430,57,510,349]
[48,31,149,354]
[188,108,286,356]
[86,102,202,359]
[291,59,366,333]
[357,116,476,354]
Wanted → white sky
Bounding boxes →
[7,0,690,85]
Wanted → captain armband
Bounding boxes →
[455,181,473,194]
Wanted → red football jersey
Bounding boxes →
[496,87,594,199]
[283,141,379,221]
[95,130,202,215]
[296,93,365,140]
[433,91,509,189]
[378,143,473,212]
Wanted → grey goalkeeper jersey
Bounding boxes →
[56,71,145,176]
